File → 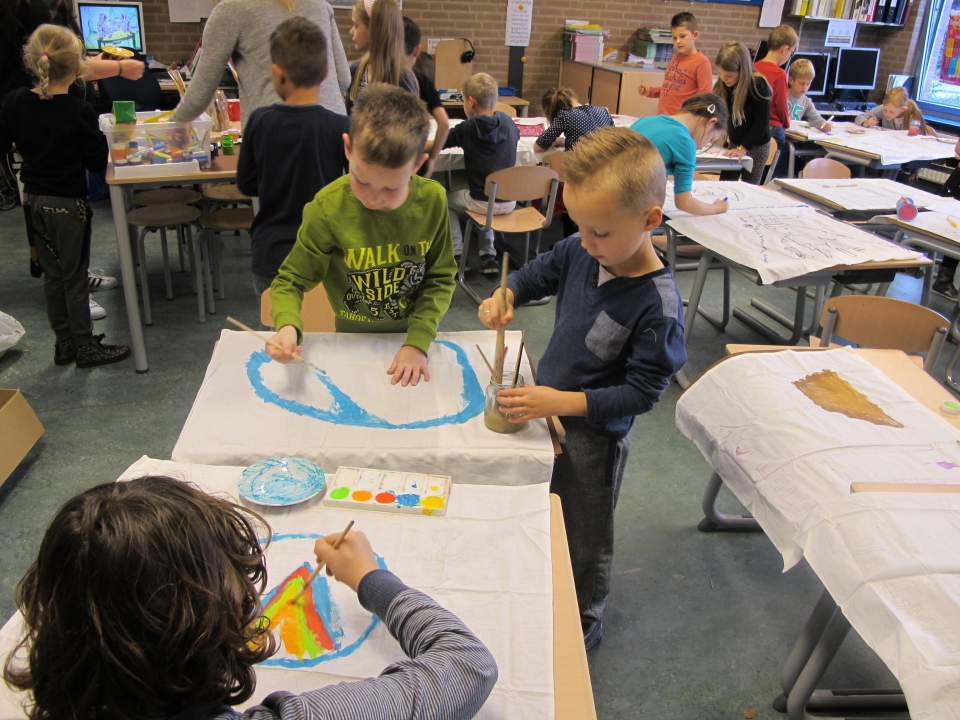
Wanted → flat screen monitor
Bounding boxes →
[788,53,831,96]
[75,1,145,53]
[834,47,880,90]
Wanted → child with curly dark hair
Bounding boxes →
[4,476,497,720]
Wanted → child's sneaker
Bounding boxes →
[89,296,106,320]
[75,334,131,368]
[54,338,77,365]
[480,254,499,276]
[88,269,117,291]
[455,254,471,273]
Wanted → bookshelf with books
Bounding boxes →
[787,0,914,26]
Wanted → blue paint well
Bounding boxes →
[245,340,484,429]
[395,493,420,507]
[260,532,388,668]
[239,457,325,506]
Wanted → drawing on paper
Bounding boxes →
[246,339,485,429]
[260,533,386,668]
[740,213,863,263]
[793,370,903,427]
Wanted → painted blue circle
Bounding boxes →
[239,457,325,506]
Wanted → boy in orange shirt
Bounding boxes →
[637,13,713,115]
[754,24,798,176]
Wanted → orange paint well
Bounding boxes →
[352,490,373,502]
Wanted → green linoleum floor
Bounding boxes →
[2,194,949,718]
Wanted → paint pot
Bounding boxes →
[484,375,526,434]
[942,400,960,415]
[111,142,127,161]
[908,119,921,137]
[228,98,241,121]
[221,133,235,155]
[896,196,918,221]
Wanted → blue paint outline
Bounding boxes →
[245,340,484,429]
[260,532,387,668]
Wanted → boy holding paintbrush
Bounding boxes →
[267,84,456,387]
[478,128,687,651]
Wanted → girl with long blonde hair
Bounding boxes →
[713,41,772,184]
[0,24,131,367]
[347,0,418,111]
[856,86,932,134]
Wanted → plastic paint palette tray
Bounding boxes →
[323,466,450,516]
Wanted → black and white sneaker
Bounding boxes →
[88,268,117,291]
[480,254,499,276]
[89,296,106,320]
[54,338,77,365]
[76,334,131,368]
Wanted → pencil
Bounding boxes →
[226,316,314,368]
[290,520,355,603]
[949,217,959,228]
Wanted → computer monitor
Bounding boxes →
[75,1,145,53]
[788,53,831,96]
[834,47,880,91]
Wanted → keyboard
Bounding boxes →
[812,101,877,113]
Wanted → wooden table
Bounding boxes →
[443,95,530,117]
[105,152,240,372]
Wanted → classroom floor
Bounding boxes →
[1,194,953,719]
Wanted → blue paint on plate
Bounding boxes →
[239,457,325,506]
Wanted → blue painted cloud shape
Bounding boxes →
[245,340,484,429]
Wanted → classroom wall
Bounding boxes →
[142,0,929,105]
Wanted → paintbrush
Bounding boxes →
[290,520,355,603]
[226,316,318,370]
[475,344,496,379]
[493,253,510,383]
[511,331,525,388]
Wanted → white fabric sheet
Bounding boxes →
[776,178,947,212]
[662,180,806,217]
[817,130,956,166]
[0,456,554,720]
[666,206,922,283]
[675,348,960,719]
[675,348,960,566]
[172,330,555,486]
[884,210,960,246]
[786,121,857,141]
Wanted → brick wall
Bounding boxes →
[145,0,930,106]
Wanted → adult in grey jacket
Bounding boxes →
[174,0,350,124]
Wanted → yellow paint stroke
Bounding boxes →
[793,370,903,428]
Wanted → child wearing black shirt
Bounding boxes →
[0,23,129,367]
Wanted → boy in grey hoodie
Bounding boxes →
[443,73,520,276]
[786,59,833,133]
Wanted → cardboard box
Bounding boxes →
[0,390,44,485]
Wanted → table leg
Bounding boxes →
[788,140,797,179]
[734,285,808,345]
[108,184,148,372]
[697,471,761,532]
[519,104,528,118]
[920,250,935,307]
[675,250,714,389]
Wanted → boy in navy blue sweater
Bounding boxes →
[236,16,349,301]
[479,128,687,650]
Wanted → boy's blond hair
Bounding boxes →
[350,83,430,168]
[23,24,87,99]
[788,58,815,81]
[562,127,666,215]
[462,73,498,111]
[768,24,798,51]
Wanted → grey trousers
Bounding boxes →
[550,416,631,629]
[28,195,93,345]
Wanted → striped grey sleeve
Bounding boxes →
[241,571,498,720]
[173,3,239,122]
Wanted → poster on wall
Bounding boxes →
[505,0,533,47]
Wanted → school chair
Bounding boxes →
[125,203,209,324]
[494,102,517,118]
[800,157,851,180]
[761,137,780,186]
[457,165,559,304]
[812,295,948,374]
[201,183,251,205]
[197,207,255,307]
[433,39,474,91]
[260,285,336,333]
[133,188,203,277]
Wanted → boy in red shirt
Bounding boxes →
[754,24,798,176]
[637,13,713,116]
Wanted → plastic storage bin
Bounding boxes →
[99,110,213,179]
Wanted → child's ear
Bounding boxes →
[343,133,352,161]
[644,206,664,232]
[692,30,700,40]
[412,151,429,174]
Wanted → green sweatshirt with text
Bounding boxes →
[270,174,456,355]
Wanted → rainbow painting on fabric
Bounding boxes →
[258,533,385,668]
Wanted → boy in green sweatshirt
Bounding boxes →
[267,83,457,387]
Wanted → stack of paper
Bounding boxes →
[563,21,609,62]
